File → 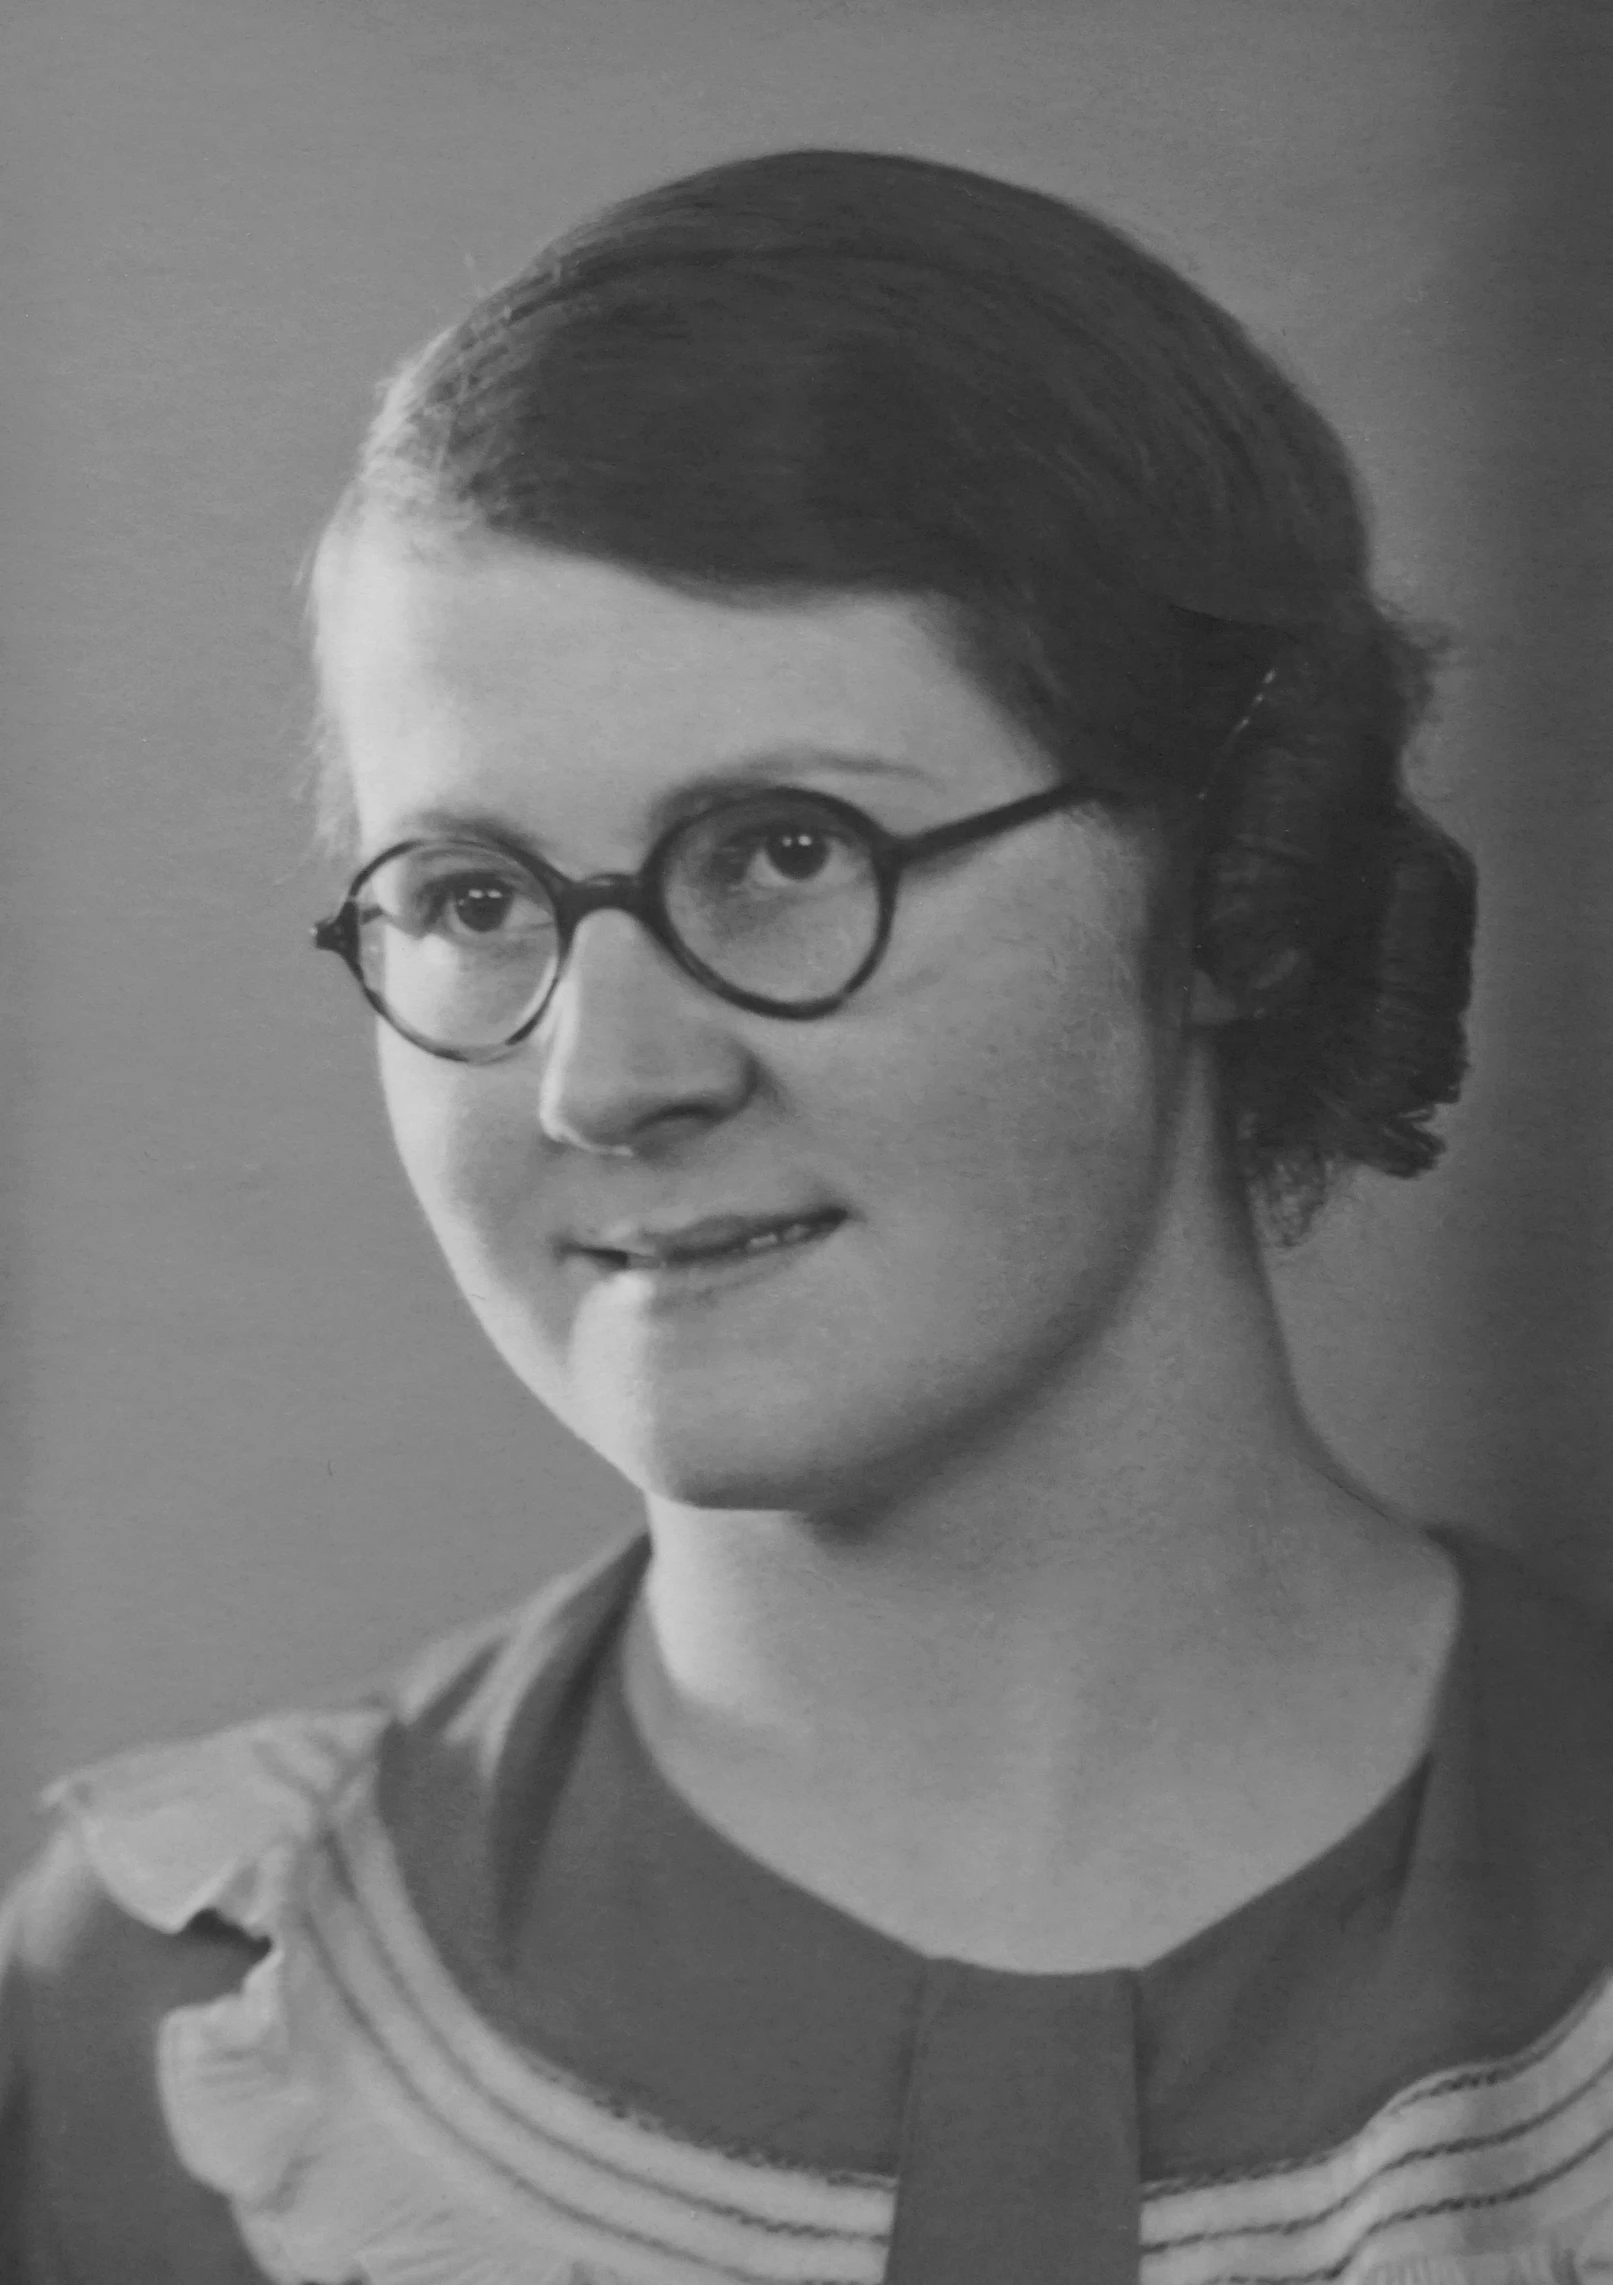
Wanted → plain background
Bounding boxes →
[2,0,1609,1886]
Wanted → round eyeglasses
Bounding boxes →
[312,780,1093,1063]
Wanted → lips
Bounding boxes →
[572,1207,846,1273]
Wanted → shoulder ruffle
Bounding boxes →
[41,1567,893,2285]
[48,1705,387,1943]
[48,1707,399,2274]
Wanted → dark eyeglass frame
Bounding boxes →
[312,778,1094,1063]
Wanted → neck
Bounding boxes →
[623,1090,1455,1967]
[639,1193,1312,1767]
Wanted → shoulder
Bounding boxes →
[0,1536,647,2280]
[1,1823,270,2279]
[1397,1529,1613,2053]
[1452,1522,1613,1673]
[1445,1526,1613,1859]
[0,1696,397,2279]
[27,1529,647,1952]
[5,1532,646,1988]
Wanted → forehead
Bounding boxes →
[315,522,1055,839]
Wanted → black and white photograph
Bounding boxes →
[2,5,1610,2277]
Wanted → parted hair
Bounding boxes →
[320,146,1476,1232]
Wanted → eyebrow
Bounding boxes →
[386,748,938,861]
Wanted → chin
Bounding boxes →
[459,1304,804,1508]
[566,1340,1009,1520]
[474,1265,1096,1520]
[576,1391,855,1514]
[516,1335,877,1512]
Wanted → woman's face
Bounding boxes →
[320,526,1200,1512]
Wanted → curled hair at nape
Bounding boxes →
[1194,615,1477,1237]
[319,145,1479,1230]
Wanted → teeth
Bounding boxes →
[617,1216,831,1269]
[740,1223,792,1254]
[736,1217,824,1257]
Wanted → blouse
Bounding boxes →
[3,1524,1613,2283]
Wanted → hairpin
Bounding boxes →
[1197,660,1278,806]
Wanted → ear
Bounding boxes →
[1189,946,1308,1027]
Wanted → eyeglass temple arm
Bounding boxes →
[312,910,356,960]
[892,780,1091,867]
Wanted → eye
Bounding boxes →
[691,800,869,898]
[743,825,835,884]
[377,847,556,949]
[436,875,522,937]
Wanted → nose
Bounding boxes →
[534,909,754,1156]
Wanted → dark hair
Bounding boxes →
[319,146,1475,1232]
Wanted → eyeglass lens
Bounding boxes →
[663,795,880,1003]
[355,841,560,1052]
[352,793,887,1052]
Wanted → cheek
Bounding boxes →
[828,893,1185,1389]
[863,899,1171,1225]
[682,920,1185,1500]
[378,1039,566,1338]
[379,1035,471,1224]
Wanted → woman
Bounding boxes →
[3,147,1609,2285]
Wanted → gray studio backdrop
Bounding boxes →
[4,0,1610,1883]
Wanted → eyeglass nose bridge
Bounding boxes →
[549,867,663,939]
[542,868,684,995]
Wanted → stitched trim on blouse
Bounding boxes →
[51,1707,1613,2285]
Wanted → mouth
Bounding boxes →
[571,1207,847,1281]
